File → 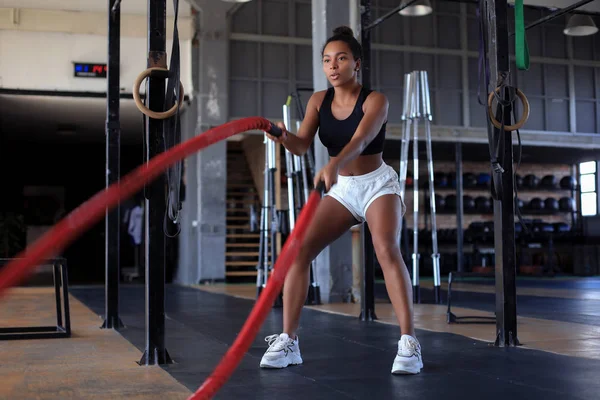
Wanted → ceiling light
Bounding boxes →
[399,0,433,17]
[220,0,253,3]
[564,14,598,36]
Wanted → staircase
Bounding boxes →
[225,140,262,282]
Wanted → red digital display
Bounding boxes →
[74,62,108,78]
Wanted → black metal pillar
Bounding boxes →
[139,0,172,365]
[455,142,464,273]
[359,0,377,322]
[486,0,519,347]
[102,0,124,331]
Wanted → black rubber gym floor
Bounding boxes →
[439,276,600,290]
[376,282,600,327]
[72,285,599,400]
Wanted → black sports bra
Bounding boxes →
[317,86,386,157]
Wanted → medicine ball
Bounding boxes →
[475,196,492,212]
[531,219,543,233]
[528,197,544,210]
[515,198,524,210]
[445,195,457,210]
[447,172,456,188]
[544,197,559,212]
[554,222,570,233]
[523,174,539,189]
[483,221,494,233]
[434,172,448,188]
[515,174,524,189]
[540,175,557,189]
[427,195,446,210]
[436,194,446,209]
[560,176,577,190]
[559,197,574,211]
[477,173,492,187]
[514,222,523,233]
[538,222,554,233]
[463,173,478,188]
[463,195,476,211]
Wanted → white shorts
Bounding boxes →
[325,162,406,223]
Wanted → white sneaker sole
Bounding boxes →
[391,359,423,375]
[260,354,303,369]
[391,366,422,375]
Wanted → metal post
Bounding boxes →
[102,0,124,331]
[267,135,278,270]
[421,71,441,304]
[398,73,412,240]
[411,71,421,304]
[265,132,282,306]
[283,104,296,231]
[139,0,172,366]
[292,121,303,222]
[455,142,464,273]
[257,137,270,297]
[359,0,376,321]
[485,0,519,347]
[398,75,412,269]
[297,119,311,204]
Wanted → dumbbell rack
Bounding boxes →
[398,70,442,304]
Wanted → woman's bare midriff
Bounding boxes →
[333,153,383,177]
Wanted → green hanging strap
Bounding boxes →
[515,0,530,70]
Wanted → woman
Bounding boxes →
[260,26,423,375]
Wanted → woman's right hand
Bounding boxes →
[265,121,288,143]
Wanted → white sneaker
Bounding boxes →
[391,335,423,374]
[259,333,303,369]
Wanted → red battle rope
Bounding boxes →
[188,184,321,400]
[0,116,323,400]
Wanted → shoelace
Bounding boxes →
[400,339,419,356]
[265,334,280,346]
[265,334,289,351]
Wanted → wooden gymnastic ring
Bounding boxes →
[133,67,184,120]
[487,87,530,131]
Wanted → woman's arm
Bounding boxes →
[265,91,325,156]
[331,92,389,169]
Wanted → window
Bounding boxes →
[580,161,597,216]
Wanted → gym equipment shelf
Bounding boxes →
[390,158,582,281]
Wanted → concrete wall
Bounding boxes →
[0,31,193,94]
[0,4,194,94]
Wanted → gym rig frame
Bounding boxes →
[96,0,594,357]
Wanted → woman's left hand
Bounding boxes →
[314,161,340,192]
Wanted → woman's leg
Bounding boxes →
[364,194,414,337]
[365,194,422,374]
[283,196,358,337]
[260,195,358,368]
